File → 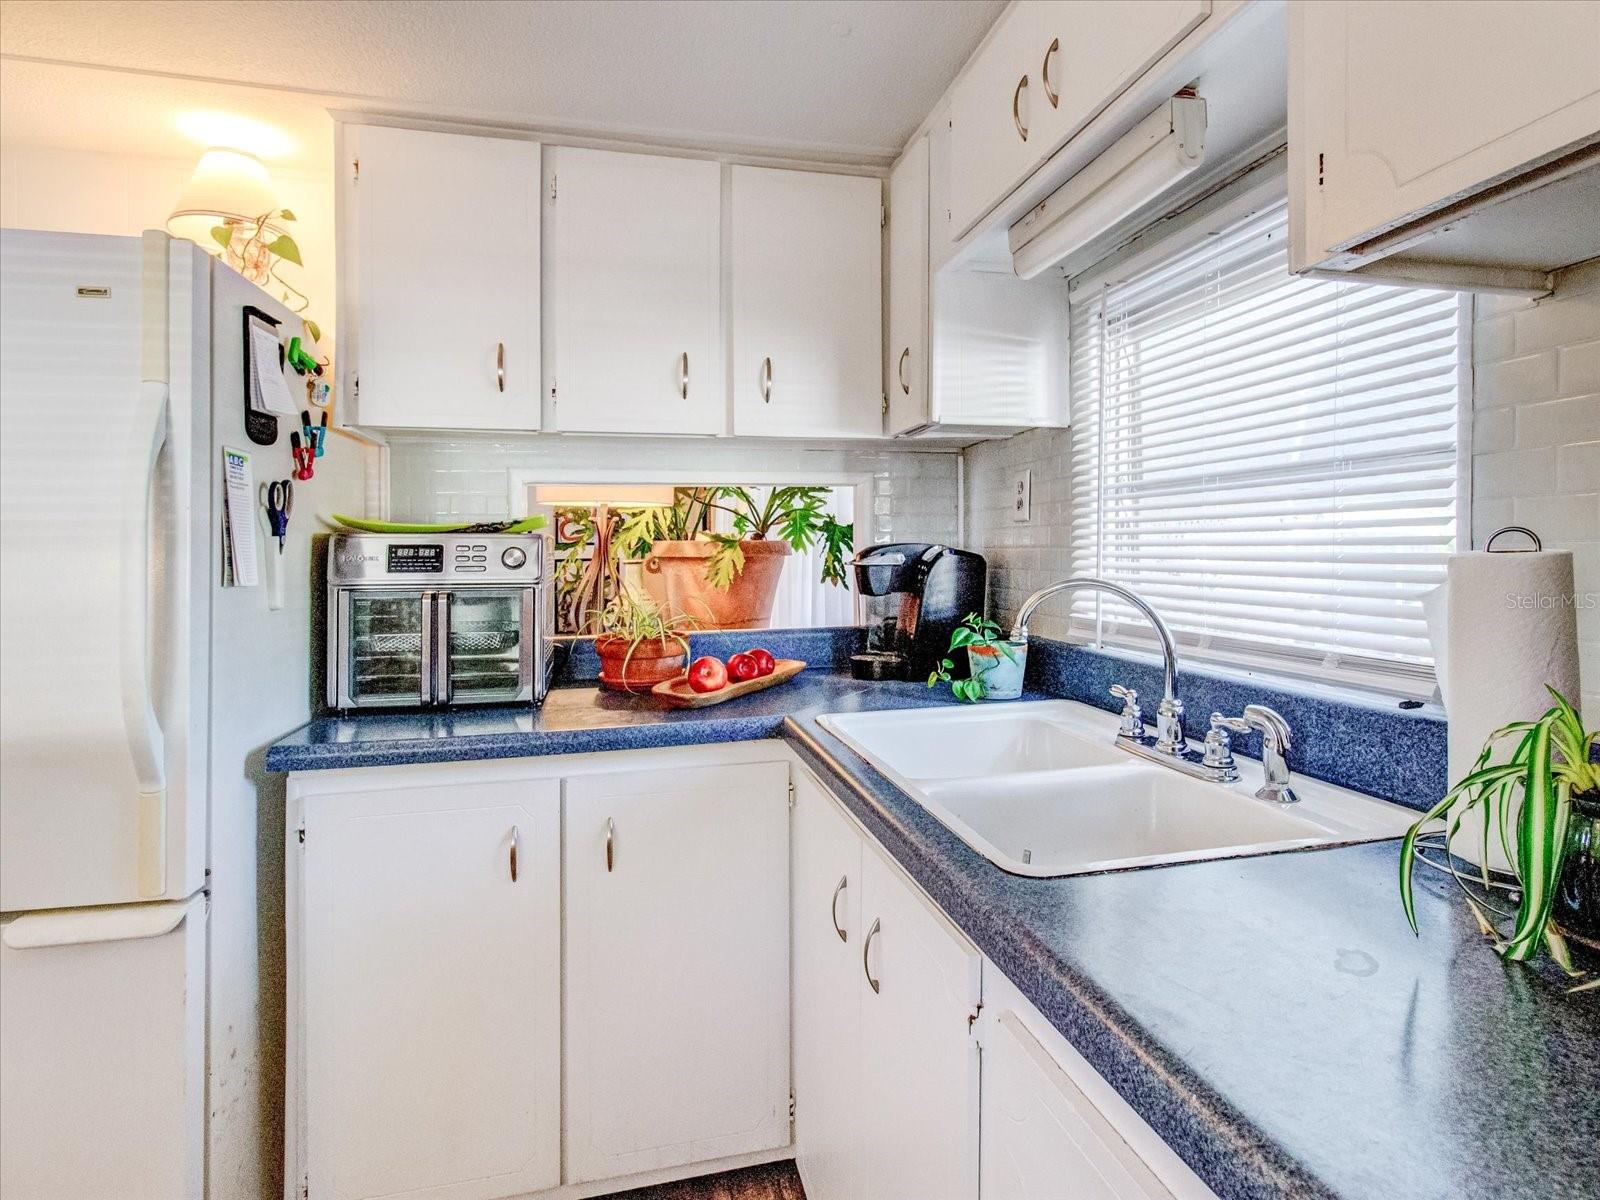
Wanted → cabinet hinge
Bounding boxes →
[549,174,557,204]
[881,204,887,228]
[788,1087,797,1134]
[353,374,360,403]
[352,158,359,183]
[787,780,796,809]
[967,1000,983,1035]
[1317,152,1325,188]
[549,380,557,404]
[297,823,306,844]
[301,1171,310,1200]
[881,393,889,417]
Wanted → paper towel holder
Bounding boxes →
[1484,525,1543,553]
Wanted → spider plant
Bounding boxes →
[1399,686,1599,973]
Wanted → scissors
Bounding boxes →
[263,479,293,554]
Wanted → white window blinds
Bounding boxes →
[1067,198,1466,688]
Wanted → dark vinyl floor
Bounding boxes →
[596,1160,805,1200]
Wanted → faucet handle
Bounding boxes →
[1109,685,1144,738]
[1202,713,1242,774]
[1211,712,1251,736]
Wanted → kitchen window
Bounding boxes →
[1066,195,1468,692]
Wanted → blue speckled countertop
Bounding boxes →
[266,669,1598,1200]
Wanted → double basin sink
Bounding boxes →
[818,700,1415,877]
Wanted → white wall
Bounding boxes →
[1471,258,1600,720]
[0,144,337,347]
[962,263,1600,719]
[385,433,963,550]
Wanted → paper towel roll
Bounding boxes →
[1423,549,1580,870]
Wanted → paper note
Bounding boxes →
[222,446,259,587]
[249,323,299,417]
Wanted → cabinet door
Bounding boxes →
[301,778,560,1200]
[791,770,864,1200]
[730,166,882,439]
[982,1010,1173,1200]
[564,762,791,1184]
[949,2,1044,238]
[858,849,981,1200]
[885,137,930,438]
[351,125,540,430]
[1032,2,1209,157]
[546,148,722,434]
[1295,1,1600,261]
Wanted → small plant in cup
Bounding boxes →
[928,614,1019,703]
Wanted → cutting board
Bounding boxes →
[651,659,806,708]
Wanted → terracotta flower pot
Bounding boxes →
[640,539,792,630]
[593,634,689,693]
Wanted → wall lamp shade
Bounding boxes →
[167,148,282,248]
[1009,96,1208,280]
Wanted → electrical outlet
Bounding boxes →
[1012,469,1032,523]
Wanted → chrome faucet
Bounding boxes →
[1209,706,1300,803]
[1012,577,1188,755]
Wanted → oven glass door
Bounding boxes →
[438,588,532,705]
[342,590,431,708]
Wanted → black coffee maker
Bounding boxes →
[851,543,987,681]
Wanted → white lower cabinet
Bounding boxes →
[299,777,562,1200]
[791,768,980,1200]
[564,762,792,1184]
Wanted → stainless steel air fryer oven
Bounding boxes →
[326,533,554,710]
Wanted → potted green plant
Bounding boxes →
[591,590,690,694]
[928,614,1026,702]
[1399,686,1599,978]
[620,486,853,630]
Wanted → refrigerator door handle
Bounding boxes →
[1,893,203,950]
[123,378,170,899]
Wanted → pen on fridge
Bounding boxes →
[315,411,329,457]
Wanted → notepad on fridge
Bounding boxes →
[248,322,299,417]
[222,445,259,587]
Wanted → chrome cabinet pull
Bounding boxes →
[830,875,849,942]
[508,825,520,882]
[863,918,881,993]
[1012,75,1029,142]
[897,346,910,395]
[496,342,506,393]
[1042,37,1060,108]
[680,351,689,400]
[605,818,615,873]
[761,356,773,403]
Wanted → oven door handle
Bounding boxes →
[433,590,453,705]
[419,591,435,706]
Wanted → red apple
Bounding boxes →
[727,652,762,683]
[747,647,776,676]
[686,656,728,693]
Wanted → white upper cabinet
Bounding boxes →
[730,166,883,439]
[563,762,791,1185]
[300,777,561,1200]
[1290,1,1600,290]
[545,147,722,434]
[949,1,1209,238]
[344,125,541,430]
[949,1,1047,240]
[886,136,931,438]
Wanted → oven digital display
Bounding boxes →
[387,544,444,573]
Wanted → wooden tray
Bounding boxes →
[651,659,806,708]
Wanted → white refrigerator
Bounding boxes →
[0,229,371,1200]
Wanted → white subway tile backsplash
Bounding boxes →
[1557,439,1600,494]
[1474,350,1558,407]
[1515,394,1600,447]
[1559,340,1600,397]
[1515,288,1600,356]
[1474,446,1558,499]
[1474,405,1516,452]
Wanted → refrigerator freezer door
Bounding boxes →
[0,895,206,1200]
[0,230,206,912]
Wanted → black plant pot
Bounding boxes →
[1556,791,1600,944]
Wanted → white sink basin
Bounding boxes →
[818,701,1416,877]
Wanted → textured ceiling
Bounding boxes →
[0,0,1006,162]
